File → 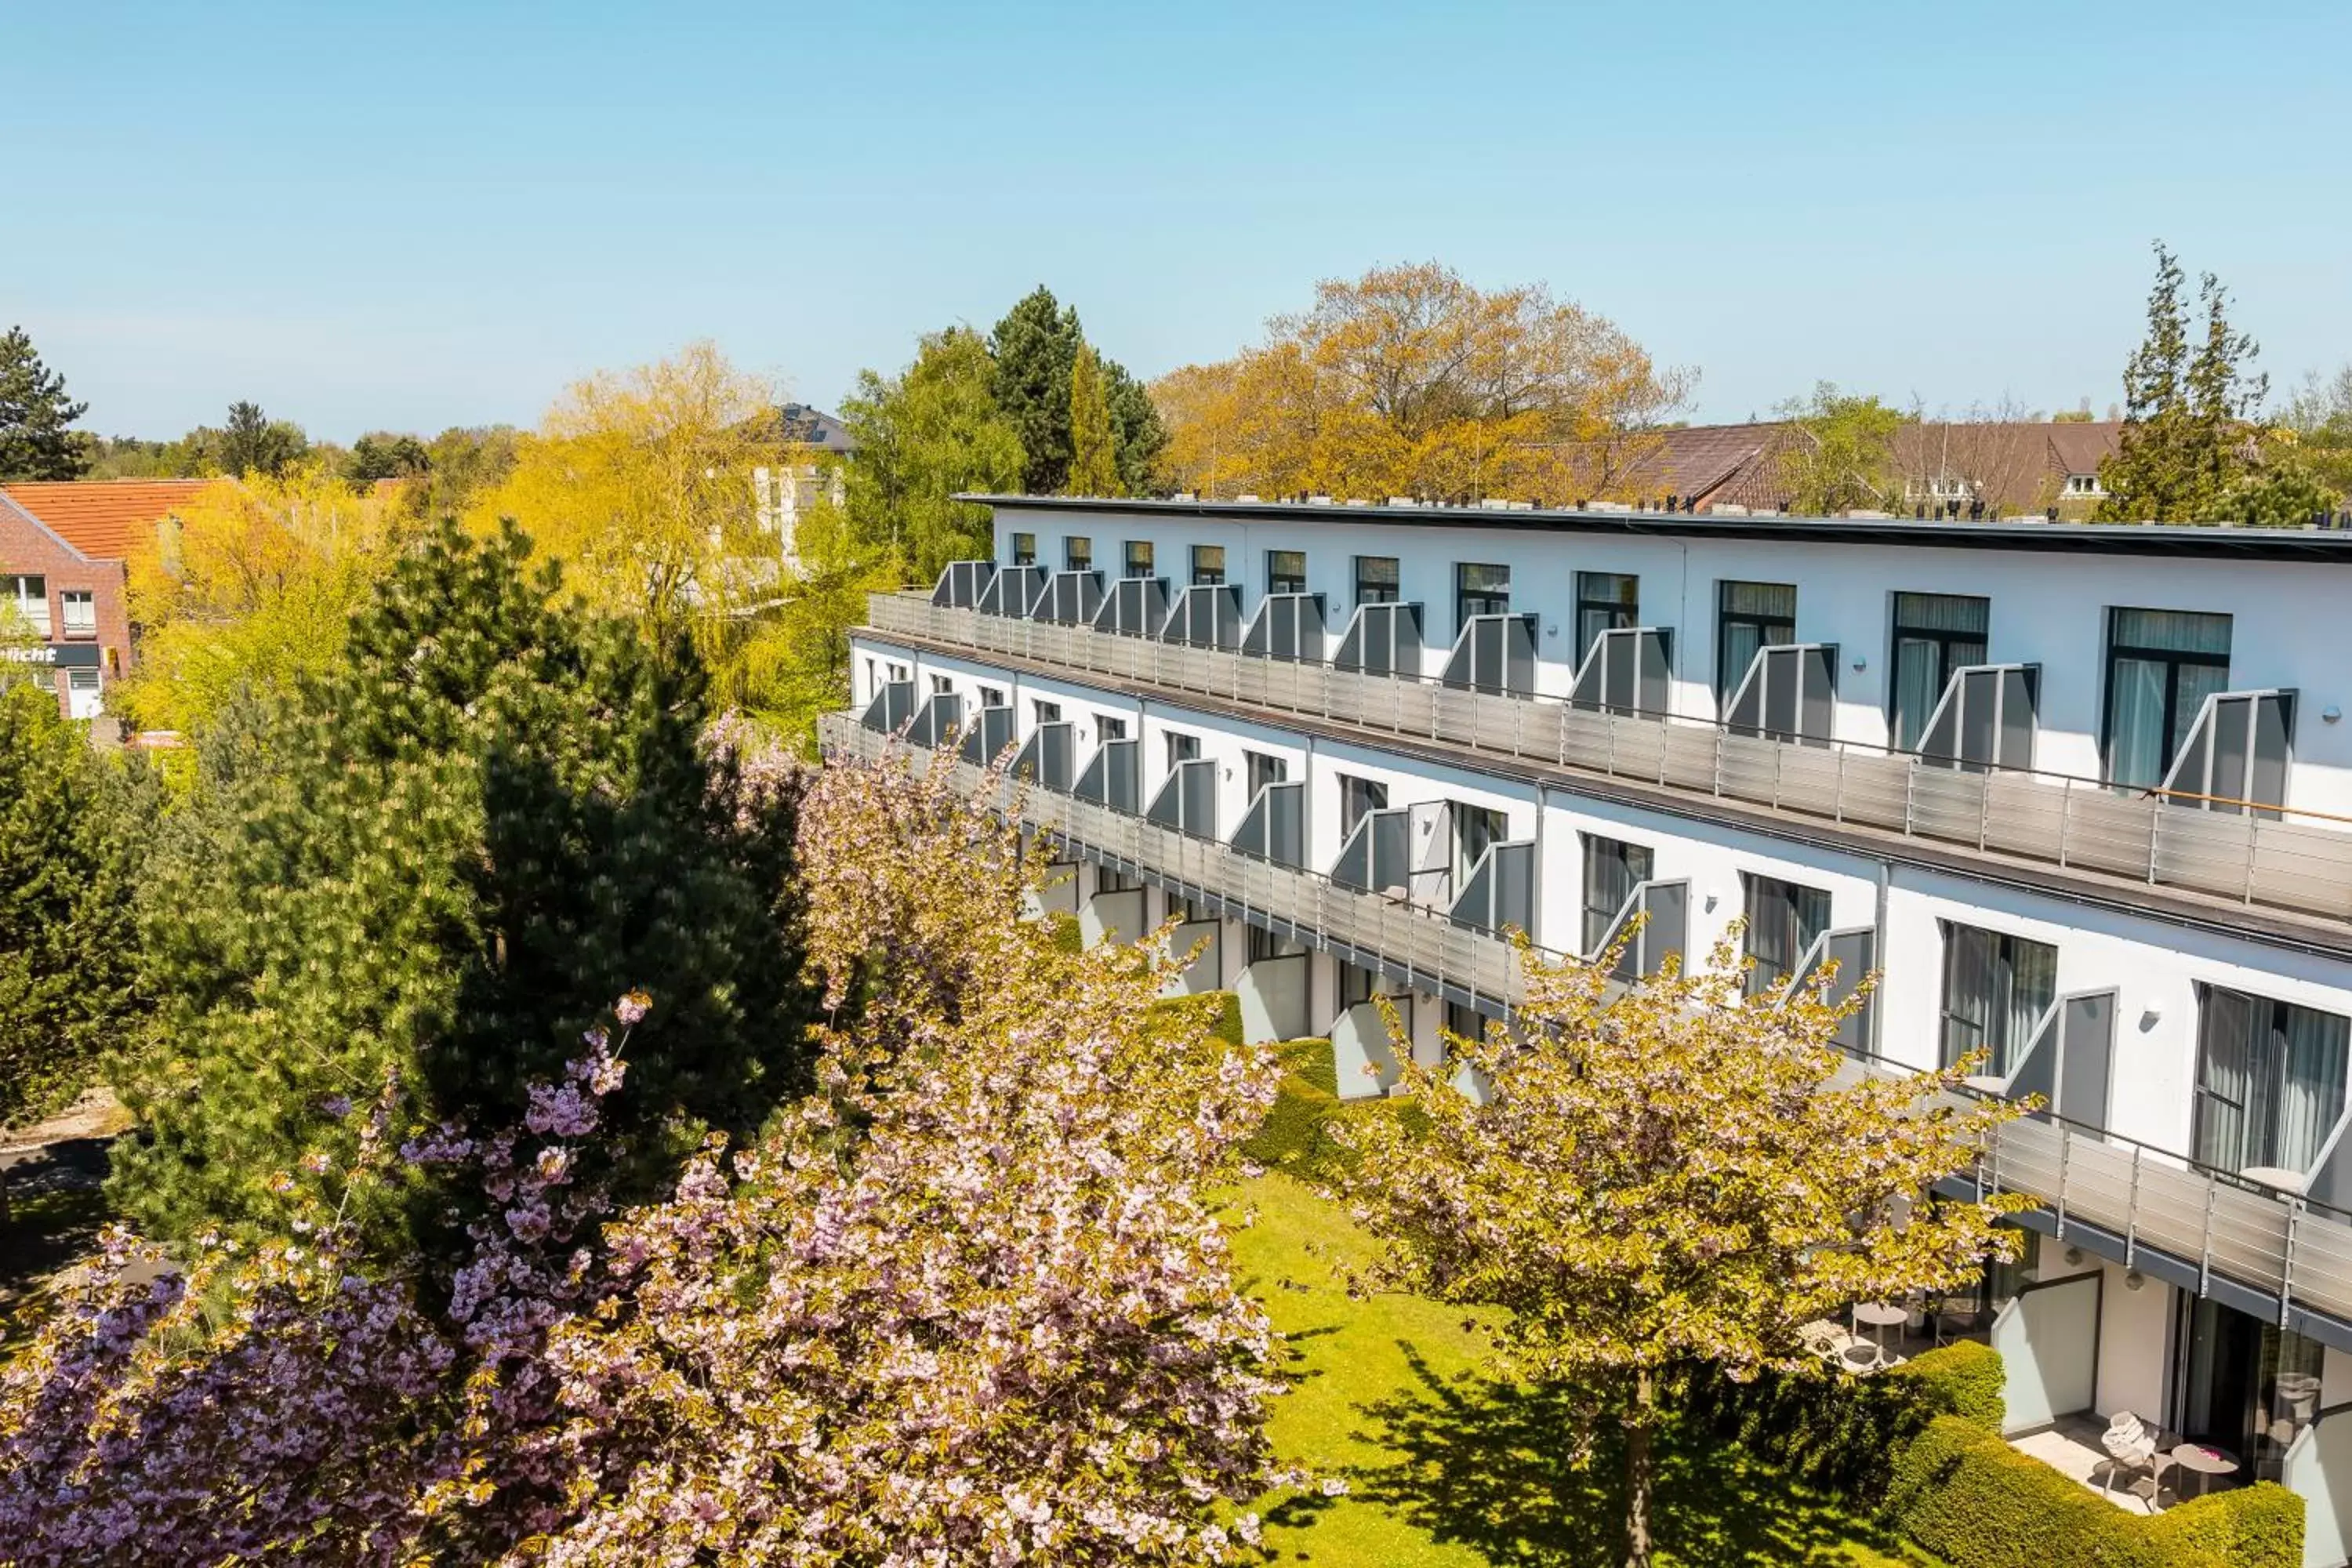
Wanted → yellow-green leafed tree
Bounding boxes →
[1066,343,1121,496]
[1154,262,1691,503]
[118,464,411,735]
[1339,934,2032,1568]
[470,341,788,643]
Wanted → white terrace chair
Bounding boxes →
[2100,1411,2172,1508]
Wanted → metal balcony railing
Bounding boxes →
[818,707,2352,1341]
[861,592,2352,924]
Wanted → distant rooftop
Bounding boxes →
[1,478,219,561]
[768,402,855,454]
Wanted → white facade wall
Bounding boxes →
[993,503,2352,815]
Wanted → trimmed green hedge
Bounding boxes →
[1885,1414,2301,1568]
[1693,1340,2002,1497]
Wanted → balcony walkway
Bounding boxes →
[858,593,2352,959]
[820,711,2352,1356]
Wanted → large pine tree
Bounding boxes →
[110,521,813,1255]
[0,326,91,481]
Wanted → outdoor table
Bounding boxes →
[2169,1443,2238,1500]
[2240,1166,2309,1193]
[1853,1301,1911,1355]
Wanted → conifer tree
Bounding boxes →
[0,684,151,1144]
[2099,242,2276,522]
[109,521,813,1255]
[0,326,90,481]
[1067,343,1121,496]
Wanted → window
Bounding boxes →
[1096,713,1125,741]
[2067,474,2102,496]
[1190,545,1225,586]
[1165,731,1199,768]
[1355,555,1399,608]
[1454,562,1510,637]
[1581,834,1653,955]
[1741,873,1830,997]
[1889,592,1991,753]
[1339,961,1381,1009]
[1338,775,1388,839]
[1446,1000,1486,1042]
[885,660,909,682]
[1123,540,1155,579]
[1033,699,1063,726]
[1098,863,1142,895]
[2104,608,2231,792]
[4,575,47,637]
[1453,804,1506,886]
[1575,572,1638,665]
[1267,550,1307,595]
[1717,581,1797,698]
[1010,532,1036,566]
[1937,922,2057,1077]
[1244,750,1287,798]
[58,590,96,639]
[978,684,1005,709]
[2194,988,2349,1178]
[1065,536,1093,572]
[1168,895,1207,925]
[1247,924,1301,963]
[64,668,100,720]
[929,673,953,695]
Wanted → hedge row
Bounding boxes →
[1693,1340,2005,1497]
[1886,1414,2302,1568]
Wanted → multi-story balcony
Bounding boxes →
[862,584,2352,932]
[820,709,2352,1352]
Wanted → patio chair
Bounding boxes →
[1931,1295,1982,1346]
[2100,1412,2172,1508]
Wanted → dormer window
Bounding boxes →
[2067,474,2103,496]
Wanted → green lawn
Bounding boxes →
[1227,1172,1933,1567]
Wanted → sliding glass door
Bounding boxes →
[1716,580,1797,700]
[1937,922,2057,1077]
[1889,592,1991,752]
[2175,1295,2325,1483]
[2103,608,2231,791]
[1581,833,1653,955]
[2192,986,2350,1177]
[1741,873,1830,998]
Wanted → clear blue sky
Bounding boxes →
[6,1,2348,441]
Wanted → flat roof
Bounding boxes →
[960,493,2352,563]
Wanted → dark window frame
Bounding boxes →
[1889,591,1992,753]
[1065,536,1093,572]
[1454,562,1512,639]
[1580,833,1654,955]
[1354,554,1400,608]
[2100,606,2233,791]
[1715,580,1798,699]
[1267,549,1308,596]
[1123,540,1156,579]
[1574,572,1639,666]
[1010,532,1036,567]
[1741,872,1830,998]
[1190,544,1226,586]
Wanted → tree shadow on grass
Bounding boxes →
[1348,1345,1917,1566]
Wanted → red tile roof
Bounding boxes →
[0,479,222,561]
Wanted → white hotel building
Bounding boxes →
[827,494,2352,1558]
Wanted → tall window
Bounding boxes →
[1937,922,2057,1077]
[1355,555,1400,608]
[1716,581,1796,699]
[1123,540,1156,579]
[1065,536,1093,572]
[1741,873,1830,997]
[2104,608,2231,792]
[1338,774,1388,839]
[2194,987,2349,1177]
[1098,862,1142,895]
[1454,563,1510,637]
[978,684,1005,709]
[1010,532,1036,566]
[1575,572,1639,665]
[1890,593,1991,752]
[1453,804,1506,886]
[1165,731,1200,768]
[1581,833,1653,955]
[1095,713,1125,741]
[59,590,96,639]
[1247,924,1302,963]
[1244,750,1287,798]
[1190,545,1225,586]
[1339,961,1382,1009]
[1033,699,1063,726]
[4,575,47,638]
[1267,550,1307,595]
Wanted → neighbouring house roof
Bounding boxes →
[2045,421,2125,477]
[769,403,855,455]
[0,478,220,561]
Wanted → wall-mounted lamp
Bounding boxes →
[1544,622,1559,638]
[1852,655,1868,673]
[2124,1270,2146,1292]
[2141,1002,2164,1029]
[1704,888,1722,913]
[2327,706,2344,726]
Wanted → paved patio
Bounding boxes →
[2008,1414,2198,1515]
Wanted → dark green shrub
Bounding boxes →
[1692,1340,2002,1497]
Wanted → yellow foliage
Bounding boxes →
[467,341,793,640]
[1154,262,1690,504]
[118,464,412,734]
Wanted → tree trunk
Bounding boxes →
[1624,1365,1655,1568]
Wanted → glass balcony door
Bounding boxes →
[1889,592,1991,752]
[2192,987,2349,1178]
[2103,608,2231,791]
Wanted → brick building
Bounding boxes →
[0,479,211,720]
